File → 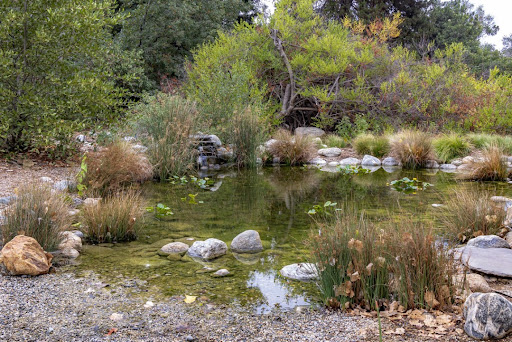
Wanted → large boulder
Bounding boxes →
[280,263,318,281]
[58,231,82,252]
[318,147,342,158]
[459,246,512,278]
[467,235,510,249]
[187,238,227,260]
[361,155,381,166]
[0,235,53,276]
[295,127,325,138]
[160,242,189,255]
[230,230,263,254]
[464,293,512,340]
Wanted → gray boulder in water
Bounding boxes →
[230,230,263,254]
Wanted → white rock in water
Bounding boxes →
[187,238,227,260]
[318,147,342,158]
[230,230,263,254]
[308,158,327,165]
[382,157,399,166]
[160,242,189,255]
[60,247,79,259]
[361,155,381,166]
[339,158,361,166]
[464,293,512,339]
[280,263,318,281]
[213,269,230,277]
[425,160,439,169]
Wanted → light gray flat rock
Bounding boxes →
[460,246,512,278]
[339,158,361,166]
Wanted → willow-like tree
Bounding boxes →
[0,0,133,153]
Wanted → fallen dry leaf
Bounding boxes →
[436,314,452,325]
[184,295,197,304]
[105,328,118,336]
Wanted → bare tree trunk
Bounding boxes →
[271,29,296,119]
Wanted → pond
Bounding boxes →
[74,166,512,313]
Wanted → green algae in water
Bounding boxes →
[74,167,512,312]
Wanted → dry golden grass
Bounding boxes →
[1,183,71,250]
[459,144,508,181]
[268,129,316,165]
[391,130,434,169]
[81,190,144,243]
[85,141,153,195]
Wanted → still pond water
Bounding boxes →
[75,166,512,313]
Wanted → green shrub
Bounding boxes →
[353,134,390,157]
[1,183,71,250]
[433,134,472,163]
[268,129,317,166]
[81,190,144,243]
[84,141,153,196]
[134,94,200,180]
[324,134,347,148]
[440,188,505,243]
[391,130,434,169]
[459,144,508,181]
[228,106,267,168]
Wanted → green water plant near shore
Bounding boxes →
[389,177,433,193]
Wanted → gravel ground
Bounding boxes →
[1,268,501,342]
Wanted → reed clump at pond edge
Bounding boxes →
[308,208,457,312]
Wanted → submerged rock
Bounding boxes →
[440,163,457,171]
[308,158,327,166]
[464,293,512,340]
[230,230,263,254]
[0,235,53,276]
[425,160,439,169]
[58,231,82,252]
[295,127,325,138]
[361,155,381,166]
[187,238,227,260]
[232,252,260,265]
[280,263,318,281]
[467,235,510,249]
[160,242,189,255]
[318,147,342,158]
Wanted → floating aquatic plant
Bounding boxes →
[389,177,432,193]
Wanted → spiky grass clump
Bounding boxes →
[353,134,390,158]
[467,134,512,154]
[268,129,316,165]
[440,188,505,243]
[460,144,508,181]
[433,134,472,163]
[310,210,456,311]
[324,134,347,148]
[1,183,71,250]
[81,190,144,243]
[391,130,434,169]
[228,106,267,168]
[134,94,200,180]
[85,141,153,196]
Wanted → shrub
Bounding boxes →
[1,183,71,250]
[391,130,434,169]
[268,129,316,165]
[324,134,347,148]
[81,190,144,243]
[353,134,390,157]
[433,134,472,163]
[459,144,509,181]
[440,188,505,243]
[134,94,200,180]
[84,141,153,196]
[228,106,267,168]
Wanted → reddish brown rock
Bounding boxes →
[0,235,52,276]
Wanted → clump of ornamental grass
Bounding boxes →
[324,134,347,148]
[391,130,434,169]
[388,219,456,311]
[459,144,508,181]
[467,134,512,154]
[81,190,144,243]
[1,183,71,251]
[439,187,505,243]
[268,129,317,165]
[228,106,267,168]
[353,134,390,158]
[134,94,200,180]
[84,141,153,196]
[433,134,472,163]
[308,209,389,311]
[309,209,456,311]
